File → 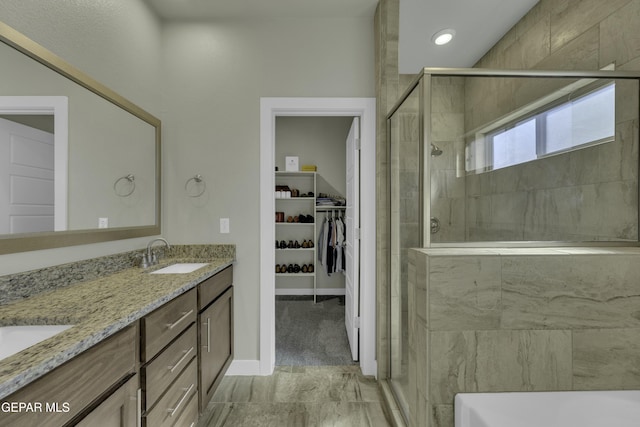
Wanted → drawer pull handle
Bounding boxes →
[168,346,194,373]
[168,383,195,417]
[203,317,211,353]
[166,309,194,330]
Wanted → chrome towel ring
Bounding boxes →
[185,174,206,197]
[114,174,135,197]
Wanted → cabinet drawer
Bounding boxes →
[170,391,198,427]
[1,325,136,427]
[144,358,198,427]
[143,289,196,361]
[198,266,233,310]
[143,324,196,409]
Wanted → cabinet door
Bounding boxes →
[199,287,233,410]
[76,375,138,427]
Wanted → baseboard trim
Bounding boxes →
[275,288,346,296]
[226,360,262,376]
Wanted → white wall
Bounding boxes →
[161,19,375,360]
[0,0,162,275]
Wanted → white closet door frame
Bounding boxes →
[256,97,376,378]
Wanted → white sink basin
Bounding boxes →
[150,263,209,274]
[0,325,74,360]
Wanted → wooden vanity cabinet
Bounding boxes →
[75,375,138,427]
[197,265,234,412]
[0,325,137,427]
[140,288,198,427]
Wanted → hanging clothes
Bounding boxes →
[334,216,345,274]
[317,211,346,276]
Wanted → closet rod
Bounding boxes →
[315,206,346,211]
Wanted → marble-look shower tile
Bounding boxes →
[501,255,640,329]
[431,113,464,141]
[535,25,599,70]
[414,250,428,324]
[573,328,640,390]
[550,0,631,52]
[429,256,502,330]
[430,404,454,427]
[414,319,429,400]
[429,330,572,404]
[415,390,429,427]
[503,14,550,69]
[600,0,640,68]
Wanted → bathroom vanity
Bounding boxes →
[0,249,234,427]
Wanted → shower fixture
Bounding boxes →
[431,144,443,156]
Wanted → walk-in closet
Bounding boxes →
[274,116,358,366]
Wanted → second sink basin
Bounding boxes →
[150,263,209,274]
[0,325,75,361]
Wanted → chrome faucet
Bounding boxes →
[142,237,171,268]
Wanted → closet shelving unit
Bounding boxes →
[275,171,317,301]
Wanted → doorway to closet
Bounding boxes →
[259,97,376,377]
[274,116,357,366]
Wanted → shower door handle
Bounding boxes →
[430,217,440,234]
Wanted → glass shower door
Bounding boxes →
[388,84,422,418]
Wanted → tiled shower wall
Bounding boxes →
[463,76,639,241]
[408,247,640,427]
[426,0,640,243]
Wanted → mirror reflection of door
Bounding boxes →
[0,115,55,234]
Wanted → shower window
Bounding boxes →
[467,83,616,173]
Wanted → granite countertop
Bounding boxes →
[0,255,234,400]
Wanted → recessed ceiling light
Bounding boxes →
[432,29,456,46]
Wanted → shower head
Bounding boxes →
[431,144,443,156]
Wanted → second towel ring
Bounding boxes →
[114,174,136,197]
[185,174,206,197]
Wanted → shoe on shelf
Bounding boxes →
[302,264,308,273]
[293,264,301,273]
[279,240,287,249]
[287,216,293,223]
[294,240,300,249]
[287,240,294,249]
[287,264,294,273]
[308,264,314,273]
[302,240,309,248]
[308,240,314,248]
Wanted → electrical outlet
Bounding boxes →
[220,218,230,234]
[98,217,109,228]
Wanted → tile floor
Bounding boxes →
[197,365,392,426]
